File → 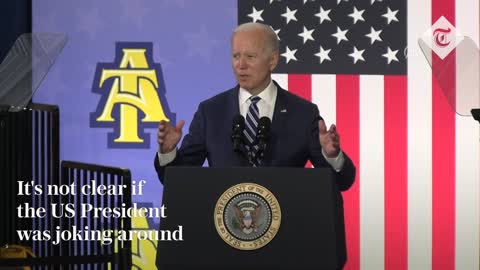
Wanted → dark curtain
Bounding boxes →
[0,0,31,63]
[0,0,32,247]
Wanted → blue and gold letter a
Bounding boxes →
[91,42,173,148]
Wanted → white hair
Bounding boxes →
[232,22,279,53]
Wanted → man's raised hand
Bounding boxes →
[158,120,185,153]
[319,119,340,158]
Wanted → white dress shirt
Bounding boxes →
[238,80,277,121]
[158,79,345,171]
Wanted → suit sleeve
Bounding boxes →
[154,103,208,183]
[308,105,356,191]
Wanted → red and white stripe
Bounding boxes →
[272,0,480,267]
[454,0,480,269]
[407,0,433,268]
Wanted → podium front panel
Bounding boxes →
[157,167,345,270]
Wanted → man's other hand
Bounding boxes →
[157,120,185,153]
[319,119,340,158]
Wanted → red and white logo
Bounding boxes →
[433,27,452,48]
[421,16,463,59]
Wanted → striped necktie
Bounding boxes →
[243,96,261,166]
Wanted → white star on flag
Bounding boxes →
[315,6,331,24]
[349,46,365,63]
[365,27,383,44]
[298,27,315,44]
[383,7,399,24]
[247,7,264,22]
[315,46,331,64]
[281,7,298,24]
[349,7,365,24]
[272,27,281,40]
[332,26,349,44]
[382,47,399,64]
[281,46,297,63]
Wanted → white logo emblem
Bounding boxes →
[421,16,464,59]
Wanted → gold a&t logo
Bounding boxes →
[90,42,175,148]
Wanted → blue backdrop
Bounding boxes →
[33,0,237,209]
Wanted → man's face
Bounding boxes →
[231,30,278,95]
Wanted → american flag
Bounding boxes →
[239,1,480,270]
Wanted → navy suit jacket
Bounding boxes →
[154,81,356,191]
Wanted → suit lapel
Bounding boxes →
[262,81,288,166]
[227,86,240,117]
[227,86,250,166]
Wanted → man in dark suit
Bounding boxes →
[154,22,355,191]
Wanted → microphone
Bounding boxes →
[257,117,271,151]
[231,115,245,153]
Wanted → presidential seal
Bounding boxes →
[214,183,281,250]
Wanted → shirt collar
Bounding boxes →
[239,80,277,106]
